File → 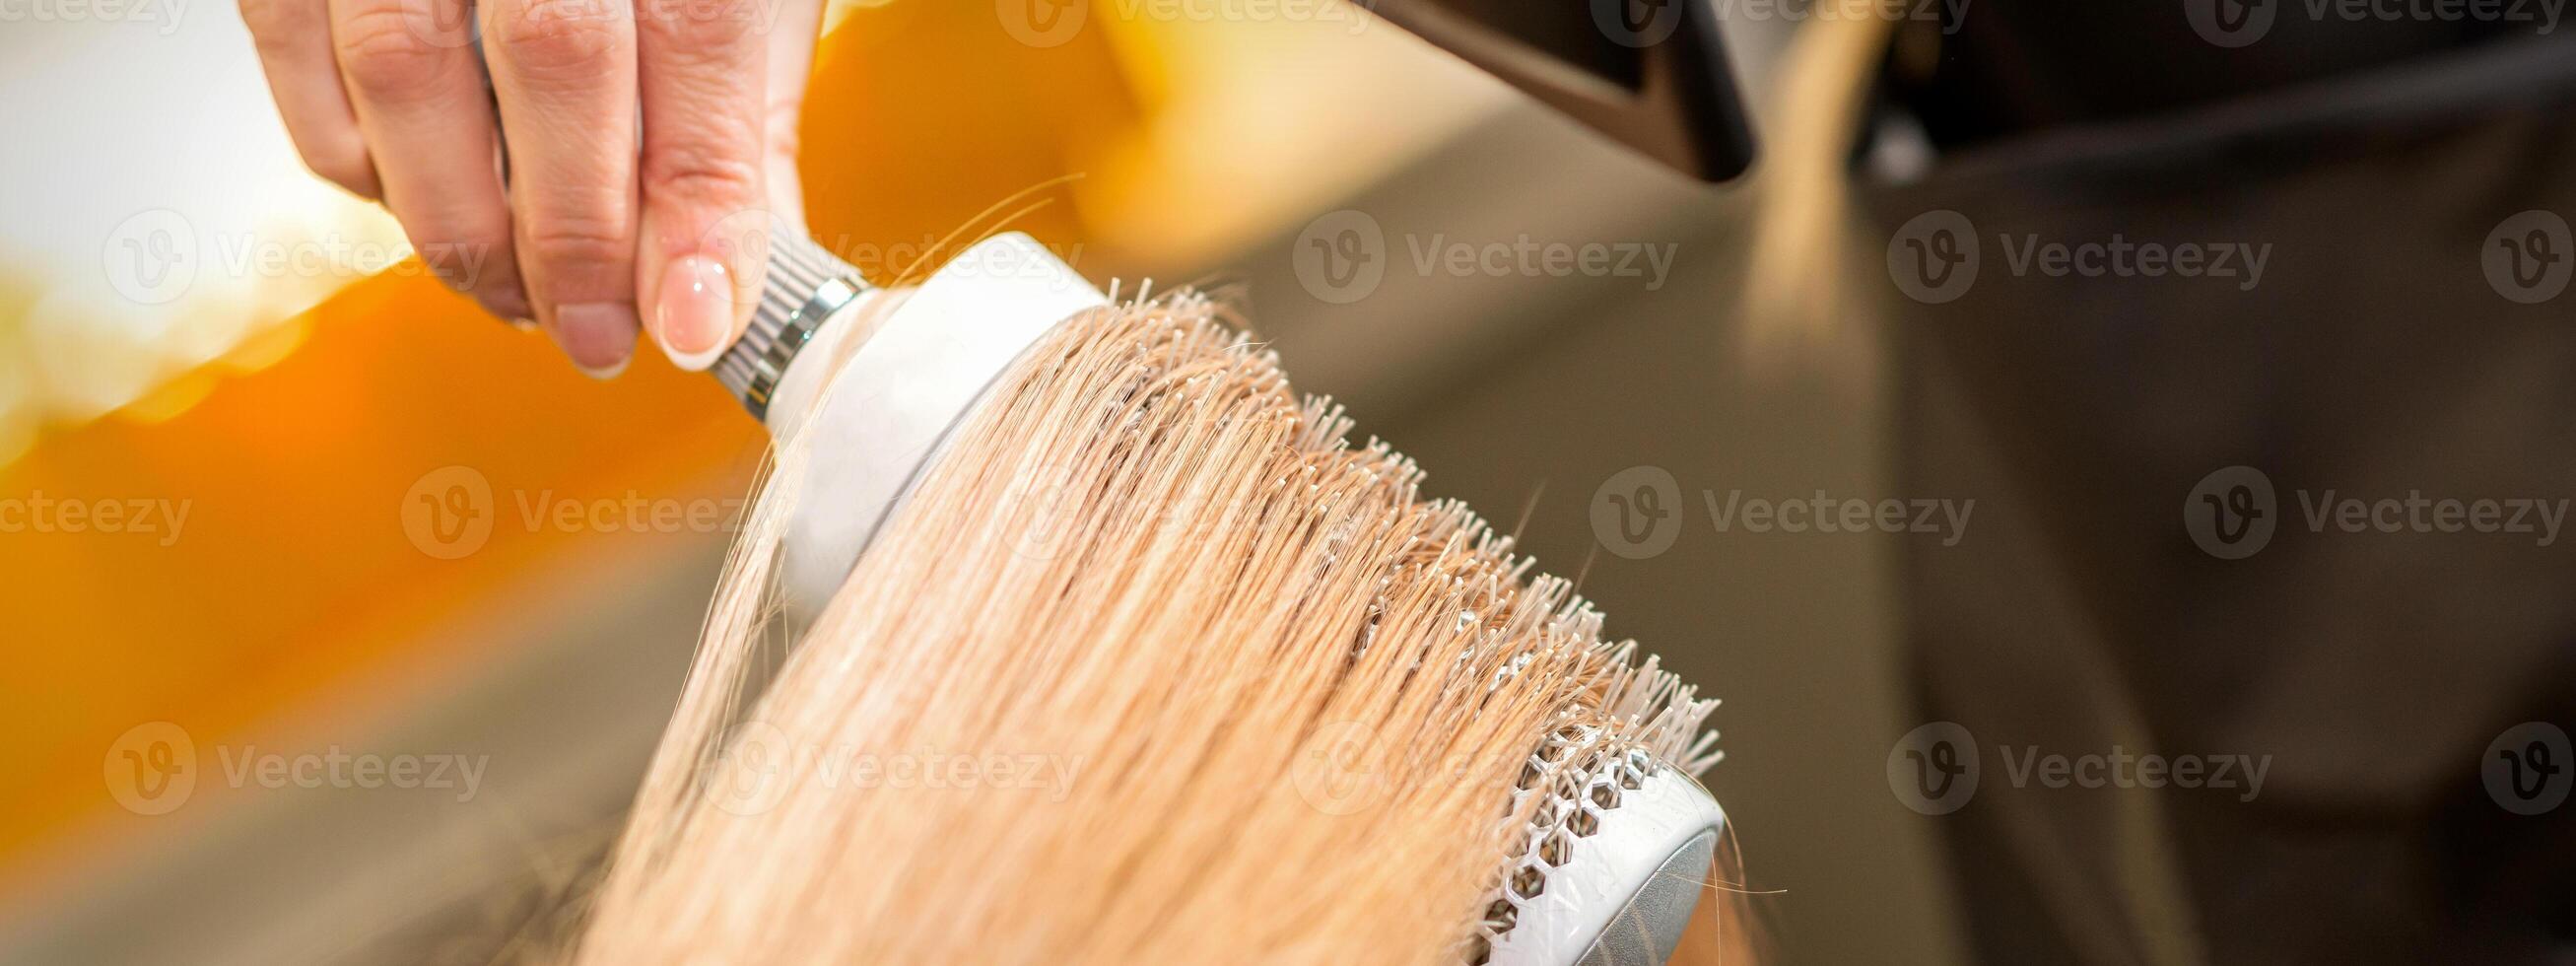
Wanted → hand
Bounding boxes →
[240,0,825,377]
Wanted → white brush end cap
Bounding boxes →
[1489,768,1727,966]
[770,233,1107,630]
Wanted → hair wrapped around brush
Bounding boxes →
[573,290,1745,964]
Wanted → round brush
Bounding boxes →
[714,229,1728,964]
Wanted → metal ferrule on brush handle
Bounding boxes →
[713,229,866,421]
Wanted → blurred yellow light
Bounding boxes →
[112,371,218,426]
[216,314,310,377]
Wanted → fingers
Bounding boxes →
[324,0,530,320]
[241,0,379,199]
[761,0,825,224]
[485,0,643,376]
[252,0,805,376]
[633,0,770,370]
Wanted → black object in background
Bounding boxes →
[1372,0,1758,181]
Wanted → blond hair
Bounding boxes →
[571,292,1730,963]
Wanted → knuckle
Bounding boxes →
[519,221,630,274]
[643,145,759,205]
[494,0,630,78]
[635,0,758,47]
[334,7,450,98]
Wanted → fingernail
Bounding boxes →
[482,284,535,322]
[551,302,639,380]
[655,253,735,372]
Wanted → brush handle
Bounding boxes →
[713,229,868,420]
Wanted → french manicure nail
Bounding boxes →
[656,253,735,372]
[552,302,639,380]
